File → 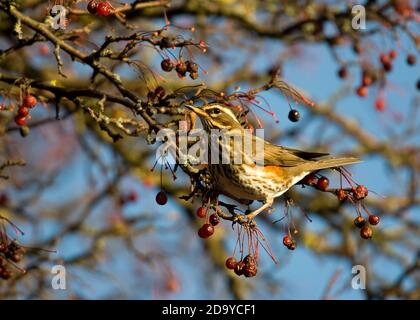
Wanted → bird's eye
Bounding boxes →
[212,108,221,115]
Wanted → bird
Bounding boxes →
[185,103,360,221]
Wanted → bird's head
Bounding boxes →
[185,103,242,130]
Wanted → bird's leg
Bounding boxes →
[246,197,274,221]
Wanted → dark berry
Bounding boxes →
[14,115,26,126]
[406,54,417,66]
[338,67,348,79]
[368,215,380,225]
[362,76,372,87]
[0,242,6,252]
[185,60,198,73]
[155,191,167,205]
[196,207,206,218]
[161,59,174,72]
[209,213,219,226]
[288,109,300,122]
[127,191,137,202]
[354,216,366,228]
[198,227,209,239]
[17,106,29,117]
[380,53,390,65]
[175,61,187,77]
[360,226,373,239]
[287,240,297,250]
[382,61,392,72]
[417,79,420,90]
[87,0,98,14]
[23,95,37,108]
[317,176,329,191]
[234,261,245,276]
[189,72,199,80]
[225,257,237,270]
[302,173,317,185]
[97,2,111,16]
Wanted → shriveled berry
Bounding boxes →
[209,213,219,226]
[87,0,98,14]
[243,254,256,266]
[23,95,37,108]
[368,215,380,225]
[196,207,206,218]
[97,1,111,16]
[243,265,258,278]
[234,261,245,276]
[14,115,26,126]
[155,191,167,205]
[287,240,297,250]
[360,226,373,239]
[225,257,237,270]
[283,235,293,247]
[382,61,392,72]
[336,189,348,201]
[406,54,417,66]
[17,106,29,117]
[353,185,368,200]
[356,86,368,97]
[161,58,174,72]
[354,216,366,228]
[189,72,199,80]
[288,109,300,122]
[317,176,329,191]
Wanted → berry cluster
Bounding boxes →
[225,254,258,278]
[196,206,220,239]
[161,58,200,80]
[0,240,25,280]
[87,1,112,16]
[15,95,37,126]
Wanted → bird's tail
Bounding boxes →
[303,157,361,172]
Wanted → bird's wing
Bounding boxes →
[252,136,329,167]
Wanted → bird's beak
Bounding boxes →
[185,105,207,118]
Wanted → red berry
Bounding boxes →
[368,215,380,225]
[283,235,293,247]
[360,226,373,239]
[155,191,167,205]
[380,53,390,65]
[198,227,208,239]
[317,176,329,191]
[175,61,187,77]
[356,86,368,97]
[406,54,417,66]
[362,76,372,87]
[234,261,245,276]
[243,265,258,278]
[196,207,206,218]
[97,1,111,16]
[375,98,385,112]
[87,0,98,14]
[225,257,237,270]
[17,106,29,117]
[127,191,137,202]
[354,216,366,228]
[14,115,26,126]
[209,213,219,226]
[23,95,37,108]
[200,223,214,237]
[389,49,397,59]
